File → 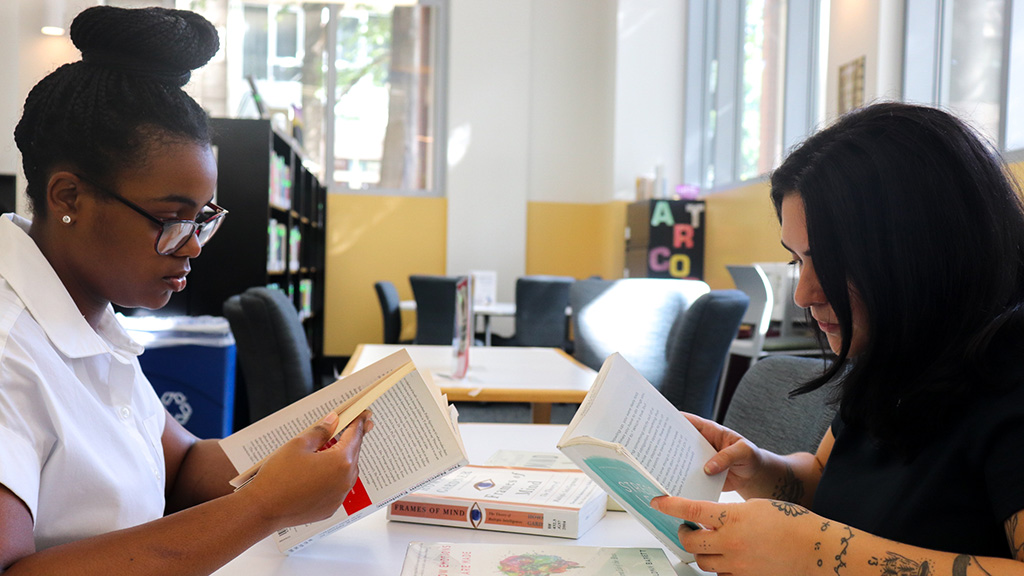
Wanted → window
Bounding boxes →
[904,0,1010,148]
[330,4,442,193]
[684,0,823,190]
[188,0,448,197]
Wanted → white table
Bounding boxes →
[212,423,706,576]
[343,344,597,423]
[399,300,516,345]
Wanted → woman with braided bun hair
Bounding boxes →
[0,6,371,574]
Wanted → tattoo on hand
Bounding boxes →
[772,463,806,503]
[717,510,727,527]
[867,552,931,576]
[952,555,993,576]
[771,500,810,517]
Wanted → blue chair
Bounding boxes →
[492,275,574,349]
[570,278,710,389]
[223,287,313,424]
[409,274,462,345]
[374,280,410,344]
[660,289,749,418]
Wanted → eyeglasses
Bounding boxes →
[76,174,228,256]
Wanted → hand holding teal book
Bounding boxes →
[557,353,726,562]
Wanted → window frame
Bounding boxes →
[324,0,449,198]
[684,0,823,192]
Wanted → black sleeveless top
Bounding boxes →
[812,373,1024,559]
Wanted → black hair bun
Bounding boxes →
[71,5,219,86]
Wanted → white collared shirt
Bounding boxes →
[0,213,166,550]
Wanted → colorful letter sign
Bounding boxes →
[645,200,705,280]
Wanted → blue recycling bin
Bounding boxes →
[123,316,237,439]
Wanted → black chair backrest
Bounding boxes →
[661,289,749,418]
[374,280,402,344]
[409,275,461,345]
[513,275,574,348]
[223,287,313,424]
[722,355,838,455]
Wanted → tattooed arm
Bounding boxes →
[684,413,834,506]
[650,498,1024,576]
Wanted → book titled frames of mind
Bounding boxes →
[387,465,607,538]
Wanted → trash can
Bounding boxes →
[119,315,237,439]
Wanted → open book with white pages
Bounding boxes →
[219,349,468,554]
[557,353,726,563]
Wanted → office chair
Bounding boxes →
[374,280,410,344]
[570,277,710,389]
[491,275,574,349]
[409,274,462,345]
[721,355,837,454]
[660,289,749,418]
[223,286,314,424]
[718,264,825,415]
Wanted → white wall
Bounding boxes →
[445,0,684,304]
[0,2,21,181]
[444,0,533,305]
[825,0,904,121]
[527,0,617,204]
[612,0,686,201]
[8,0,98,215]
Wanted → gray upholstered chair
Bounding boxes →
[721,355,838,455]
[660,289,749,418]
[570,278,710,389]
[223,286,313,424]
[492,275,574,349]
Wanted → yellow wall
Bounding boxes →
[702,179,791,290]
[525,201,627,279]
[323,194,447,357]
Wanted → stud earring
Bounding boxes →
[61,215,72,224]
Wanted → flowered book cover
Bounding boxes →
[399,542,676,576]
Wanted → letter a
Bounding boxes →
[650,201,676,227]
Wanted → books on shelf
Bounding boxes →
[269,152,292,209]
[399,542,677,576]
[557,353,726,563]
[387,465,607,538]
[219,349,468,554]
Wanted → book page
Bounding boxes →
[560,353,722,499]
[270,359,469,553]
[356,369,465,497]
[219,349,414,472]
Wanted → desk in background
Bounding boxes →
[344,344,596,423]
[212,423,706,576]
[400,300,515,345]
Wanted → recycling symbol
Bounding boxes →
[160,391,193,426]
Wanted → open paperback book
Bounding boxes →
[399,542,677,576]
[557,353,726,563]
[219,349,468,554]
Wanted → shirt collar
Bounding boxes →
[0,214,144,359]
